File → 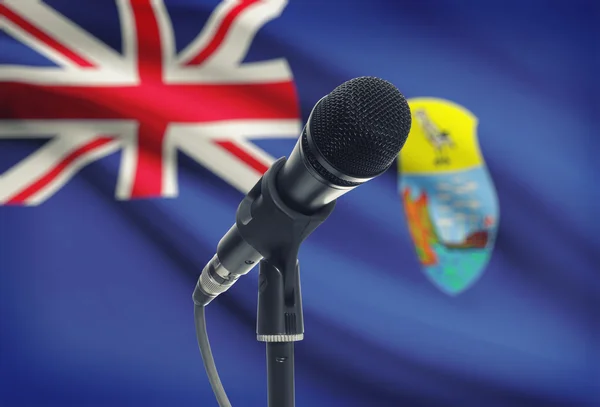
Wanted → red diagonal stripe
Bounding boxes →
[216,140,269,174]
[185,0,260,66]
[0,4,96,68]
[6,137,113,205]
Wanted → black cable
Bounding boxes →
[194,304,232,407]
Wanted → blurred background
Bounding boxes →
[0,0,598,406]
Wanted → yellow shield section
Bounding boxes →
[399,98,481,174]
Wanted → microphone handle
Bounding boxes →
[193,157,337,307]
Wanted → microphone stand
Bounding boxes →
[257,259,302,407]
[234,158,335,407]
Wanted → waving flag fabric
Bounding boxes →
[0,1,598,407]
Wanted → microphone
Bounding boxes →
[193,77,412,306]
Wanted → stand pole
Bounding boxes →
[266,342,295,407]
[256,258,305,407]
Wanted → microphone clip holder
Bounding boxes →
[235,158,335,407]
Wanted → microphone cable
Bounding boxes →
[194,304,232,407]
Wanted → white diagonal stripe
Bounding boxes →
[197,0,287,68]
[25,139,121,205]
[0,13,79,69]
[0,132,119,204]
[177,0,237,65]
[3,0,130,73]
[175,130,262,194]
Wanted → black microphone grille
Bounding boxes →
[309,76,412,180]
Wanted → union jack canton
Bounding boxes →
[0,0,300,205]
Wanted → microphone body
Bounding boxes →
[193,77,412,306]
[276,97,365,214]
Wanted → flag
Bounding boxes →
[0,1,598,406]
